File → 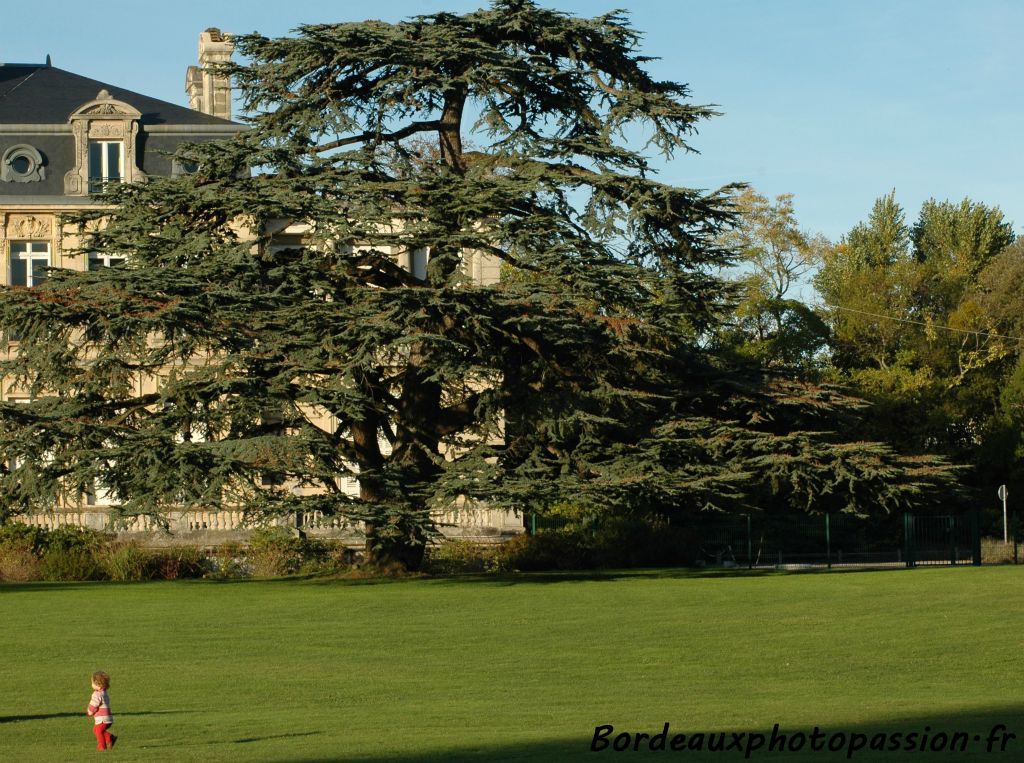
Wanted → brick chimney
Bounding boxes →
[186,28,233,120]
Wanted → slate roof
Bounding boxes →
[0,64,238,126]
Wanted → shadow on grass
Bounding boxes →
[0,563,994,593]
[0,710,184,724]
[417,565,916,586]
[0,577,322,593]
[0,580,109,594]
[233,731,321,744]
[283,705,1024,762]
[0,712,81,723]
[138,730,322,750]
[296,568,776,588]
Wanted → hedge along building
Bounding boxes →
[0,30,521,546]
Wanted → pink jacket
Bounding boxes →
[86,690,112,725]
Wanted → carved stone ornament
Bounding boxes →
[88,123,124,139]
[76,90,135,117]
[8,215,52,239]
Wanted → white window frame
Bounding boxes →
[9,241,50,287]
[88,252,126,270]
[88,140,124,191]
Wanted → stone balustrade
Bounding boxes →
[13,506,524,546]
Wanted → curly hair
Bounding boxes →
[91,671,110,690]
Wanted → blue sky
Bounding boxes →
[6,0,1023,240]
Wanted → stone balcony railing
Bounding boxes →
[14,506,524,547]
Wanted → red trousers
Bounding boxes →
[92,723,114,750]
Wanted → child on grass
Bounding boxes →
[86,671,116,751]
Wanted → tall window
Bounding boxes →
[10,241,50,287]
[88,141,123,193]
[411,247,428,280]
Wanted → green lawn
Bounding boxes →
[2,567,1022,762]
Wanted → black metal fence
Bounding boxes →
[525,510,985,568]
[902,513,980,567]
[695,512,981,568]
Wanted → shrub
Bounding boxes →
[40,547,103,581]
[589,516,698,568]
[42,525,107,555]
[100,542,155,582]
[297,540,352,576]
[36,525,107,581]
[490,515,699,573]
[0,523,46,581]
[208,541,249,579]
[981,537,1018,565]
[217,540,245,559]
[0,541,42,581]
[493,529,593,572]
[0,522,355,581]
[247,527,306,577]
[424,539,494,574]
[0,522,49,555]
[149,545,210,580]
[43,524,104,548]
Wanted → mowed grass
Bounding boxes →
[2,566,1023,762]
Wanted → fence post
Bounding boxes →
[949,515,957,566]
[971,511,981,566]
[746,513,753,570]
[903,513,915,568]
[825,512,832,569]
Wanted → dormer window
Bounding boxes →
[64,90,145,196]
[88,140,123,192]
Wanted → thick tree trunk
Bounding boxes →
[438,84,467,174]
[350,377,416,570]
[353,385,432,572]
[365,530,427,571]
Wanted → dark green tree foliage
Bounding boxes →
[966,240,1024,491]
[0,2,956,563]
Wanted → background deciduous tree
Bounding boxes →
[715,187,830,370]
[817,191,1019,505]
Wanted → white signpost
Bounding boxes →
[998,484,1008,543]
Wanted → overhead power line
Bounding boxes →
[825,304,1023,343]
